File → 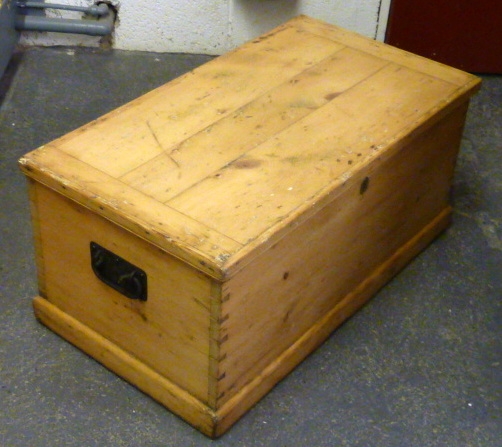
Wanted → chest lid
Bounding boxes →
[19,15,480,280]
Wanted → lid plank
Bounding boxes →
[292,15,479,88]
[121,47,388,203]
[168,63,460,244]
[53,25,344,179]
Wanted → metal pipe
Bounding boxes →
[15,4,115,35]
[17,1,109,17]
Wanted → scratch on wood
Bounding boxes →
[146,121,180,168]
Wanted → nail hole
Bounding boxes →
[360,176,370,195]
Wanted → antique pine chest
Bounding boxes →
[19,16,480,437]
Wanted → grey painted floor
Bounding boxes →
[0,47,501,447]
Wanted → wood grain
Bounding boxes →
[121,47,387,202]
[168,63,460,244]
[50,25,344,179]
[291,15,481,88]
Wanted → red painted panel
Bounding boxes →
[386,0,502,73]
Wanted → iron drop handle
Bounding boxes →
[90,242,147,301]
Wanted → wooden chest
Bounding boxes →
[19,16,480,437]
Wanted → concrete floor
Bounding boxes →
[0,47,500,447]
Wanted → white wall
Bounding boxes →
[20,0,390,54]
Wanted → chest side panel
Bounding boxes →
[30,182,214,403]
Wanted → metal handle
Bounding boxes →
[90,242,147,301]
